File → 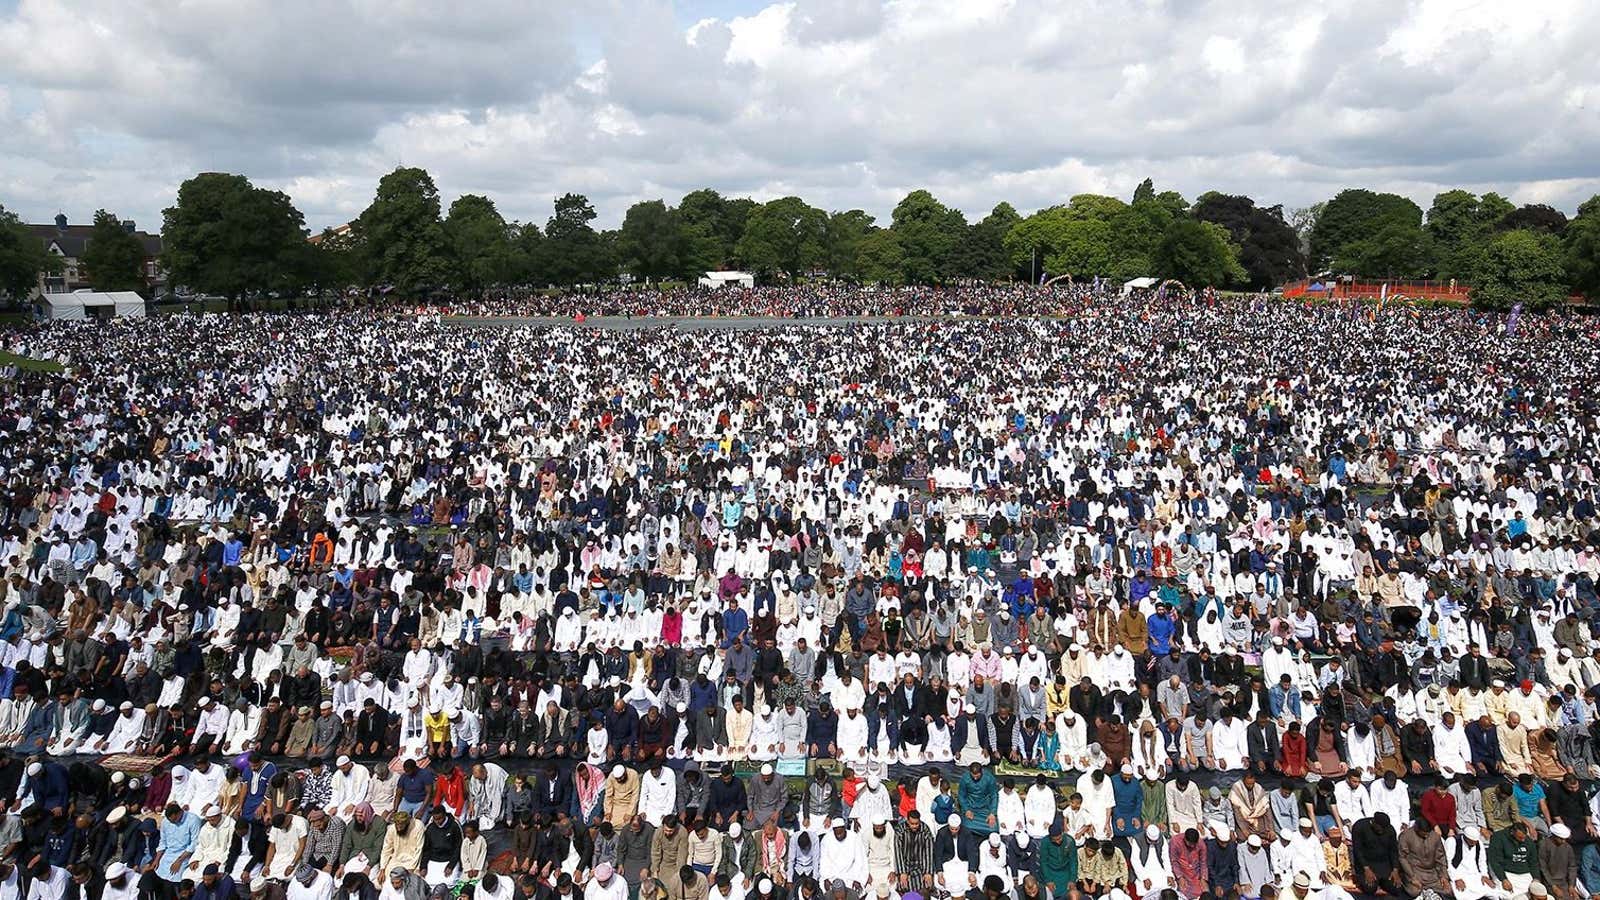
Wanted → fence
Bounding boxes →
[1280,279,1472,303]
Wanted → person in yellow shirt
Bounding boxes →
[425,702,452,757]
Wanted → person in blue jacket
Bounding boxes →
[24,759,69,813]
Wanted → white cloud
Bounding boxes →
[1,0,1598,235]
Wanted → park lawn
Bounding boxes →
[0,350,66,373]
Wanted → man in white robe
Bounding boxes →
[97,702,146,754]
[1433,713,1473,778]
[818,819,867,890]
[1447,827,1513,900]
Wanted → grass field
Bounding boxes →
[0,350,66,373]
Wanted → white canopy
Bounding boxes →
[1121,277,1158,296]
[698,271,755,289]
[39,291,146,320]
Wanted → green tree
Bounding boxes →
[889,190,967,283]
[80,210,148,294]
[1132,178,1156,205]
[1062,194,1128,224]
[1477,192,1515,227]
[1111,198,1174,279]
[307,227,364,296]
[1004,207,1110,280]
[1497,204,1568,235]
[822,210,876,280]
[721,198,758,268]
[162,172,309,307]
[1473,229,1567,310]
[1426,189,1492,281]
[508,222,545,286]
[544,193,614,285]
[1333,220,1435,279]
[1193,194,1305,288]
[618,200,681,282]
[855,229,904,285]
[734,197,826,281]
[956,202,1020,281]
[1153,219,1245,287]
[1309,189,1425,272]
[0,203,57,302]
[353,167,454,296]
[1003,195,1157,281]
[443,194,514,293]
[1565,195,1600,300]
[677,189,750,269]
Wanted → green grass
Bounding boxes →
[0,351,66,373]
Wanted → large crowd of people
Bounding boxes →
[0,289,1597,900]
[417,283,1111,319]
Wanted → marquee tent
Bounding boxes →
[698,271,755,289]
[37,291,146,321]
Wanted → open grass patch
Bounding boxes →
[0,350,66,373]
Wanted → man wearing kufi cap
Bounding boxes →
[190,804,232,876]
[818,817,867,890]
[1446,826,1506,900]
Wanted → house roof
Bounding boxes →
[27,223,162,258]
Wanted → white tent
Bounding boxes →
[697,271,755,289]
[38,291,146,321]
[1121,277,1158,296]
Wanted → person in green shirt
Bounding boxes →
[1040,822,1079,897]
[1140,772,1168,834]
[959,762,998,834]
[1487,820,1539,896]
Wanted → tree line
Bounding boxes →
[3,169,1599,310]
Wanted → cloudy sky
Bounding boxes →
[2,0,1597,234]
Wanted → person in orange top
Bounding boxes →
[308,531,335,569]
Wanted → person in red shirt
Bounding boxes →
[1419,777,1458,833]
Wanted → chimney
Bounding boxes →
[54,213,67,230]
